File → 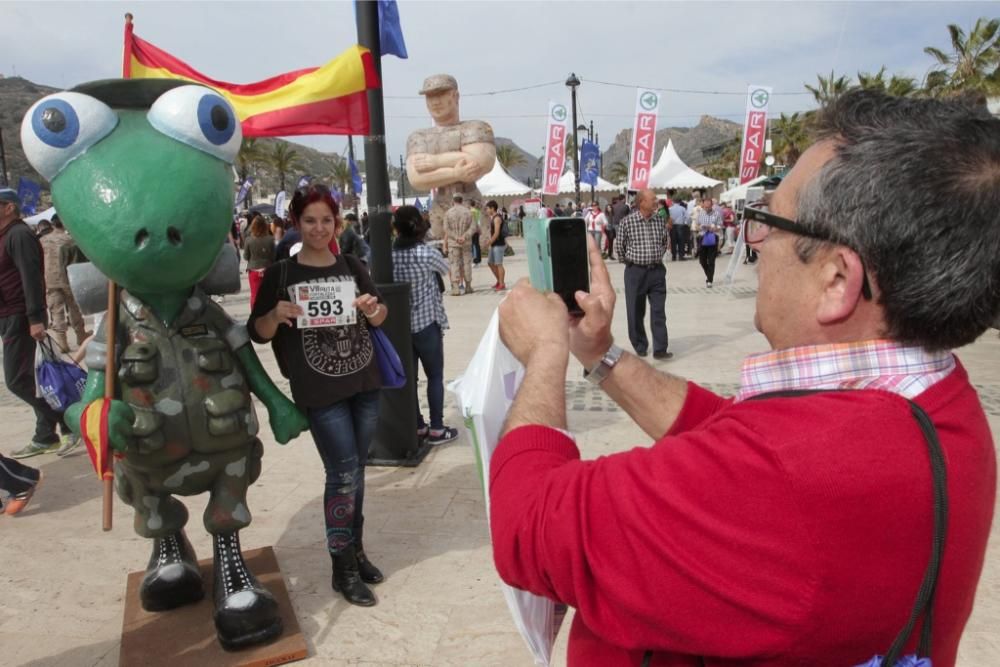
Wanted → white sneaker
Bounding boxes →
[56,433,81,457]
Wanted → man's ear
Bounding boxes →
[815,246,867,324]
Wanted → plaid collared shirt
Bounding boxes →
[697,207,723,230]
[392,243,450,333]
[615,210,669,265]
[735,339,956,402]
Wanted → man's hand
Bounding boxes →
[267,395,309,445]
[29,323,46,341]
[569,235,616,368]
[498,280,570,367]
[413,154,438,173]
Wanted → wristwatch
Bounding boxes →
[584,343,624,385]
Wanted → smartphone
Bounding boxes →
[548,218,590,315]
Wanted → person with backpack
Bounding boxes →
[248,184,387,607]
[484,200,507,291]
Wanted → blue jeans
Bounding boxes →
[307,389,381,554]
[411,322,445,430]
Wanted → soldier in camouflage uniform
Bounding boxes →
[405,74,496,240]
[40,218,90,352]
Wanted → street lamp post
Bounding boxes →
[565,73,581,208]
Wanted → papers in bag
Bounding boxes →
[293,280,356,328]
[449,309,565,667]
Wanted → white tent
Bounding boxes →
[557,170,618,194]
[647,140,721,190]
[477,161,532,197]
[718,174,770,204]
[24,207,56,226]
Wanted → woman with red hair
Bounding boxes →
[248,184,386,607]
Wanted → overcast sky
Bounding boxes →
[4,1,993,161]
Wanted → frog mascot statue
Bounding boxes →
[20,79,309,651]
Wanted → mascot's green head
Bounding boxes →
[21,79,241,294]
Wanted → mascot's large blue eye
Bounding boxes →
[197,94,237,146]
[21,92,118,180]
[32,99,80,148]
[148,85,242,163]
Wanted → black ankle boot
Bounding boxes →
[140,530,204,612]
[356,545,384,585]
[331,546,377,606]
[212,531,283,651]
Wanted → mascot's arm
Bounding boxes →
[235,344,308,445]
[65,371,135,452]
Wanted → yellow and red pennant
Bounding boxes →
[80,398,113,481]
[123,21,379,137]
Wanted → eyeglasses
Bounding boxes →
[742,205,873,301]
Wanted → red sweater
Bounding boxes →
[490,361,995,666]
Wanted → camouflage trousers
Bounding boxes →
[448,244,473,290]
[115,438,263,538]
[46,287,88,350]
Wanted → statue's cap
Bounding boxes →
[0,188,19,204]
[418,74,457,96]
[70,79,191,109]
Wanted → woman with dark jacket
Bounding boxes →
[242,212,275,307]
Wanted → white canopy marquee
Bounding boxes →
[477,161,532,197]
[718,174,770,204]
[557,169,618,195]
[647,140,721,190]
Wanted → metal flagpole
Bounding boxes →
[0,128,9,186]
[355,0,427,466]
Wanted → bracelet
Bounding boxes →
[365,303,381,318]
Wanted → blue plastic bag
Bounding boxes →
[371,326,406,389]
[855,656,931,667]
[35,338,87,411]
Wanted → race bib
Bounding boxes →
[293,280,357,328]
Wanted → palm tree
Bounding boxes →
[607,160,629,184]
[805,71,853,107]
[923,17,1000,96]
[495,144,527,172]
[268,142,301,192]
[771,113,810,167]
[329,158,351,194]
[856,66,919,97]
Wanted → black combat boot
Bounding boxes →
[212,531,283,651]
[139,529,204,612]
[355,543,385,584]
[331,545,377,606]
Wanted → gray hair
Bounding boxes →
[793,89,1000,351]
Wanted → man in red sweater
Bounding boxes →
[490,90,999,665]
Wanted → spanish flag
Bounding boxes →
[123,20,379,137]
[80,398,113,481]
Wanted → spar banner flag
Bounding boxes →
[541,102,569,195]
[628,89,660,190]
[738,85,772,184]
[123,20,379,137]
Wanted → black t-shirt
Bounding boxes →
[247,254,382,408]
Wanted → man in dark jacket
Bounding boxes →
[0,189,75,462]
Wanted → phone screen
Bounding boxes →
[549,218,589,315]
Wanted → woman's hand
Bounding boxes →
[355,294,387,326]
[269,301,303,328]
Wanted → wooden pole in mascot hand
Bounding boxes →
[103,281,118,531]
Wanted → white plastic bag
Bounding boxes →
[449,309,566,667]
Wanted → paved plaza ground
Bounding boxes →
[1,237,998,666]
